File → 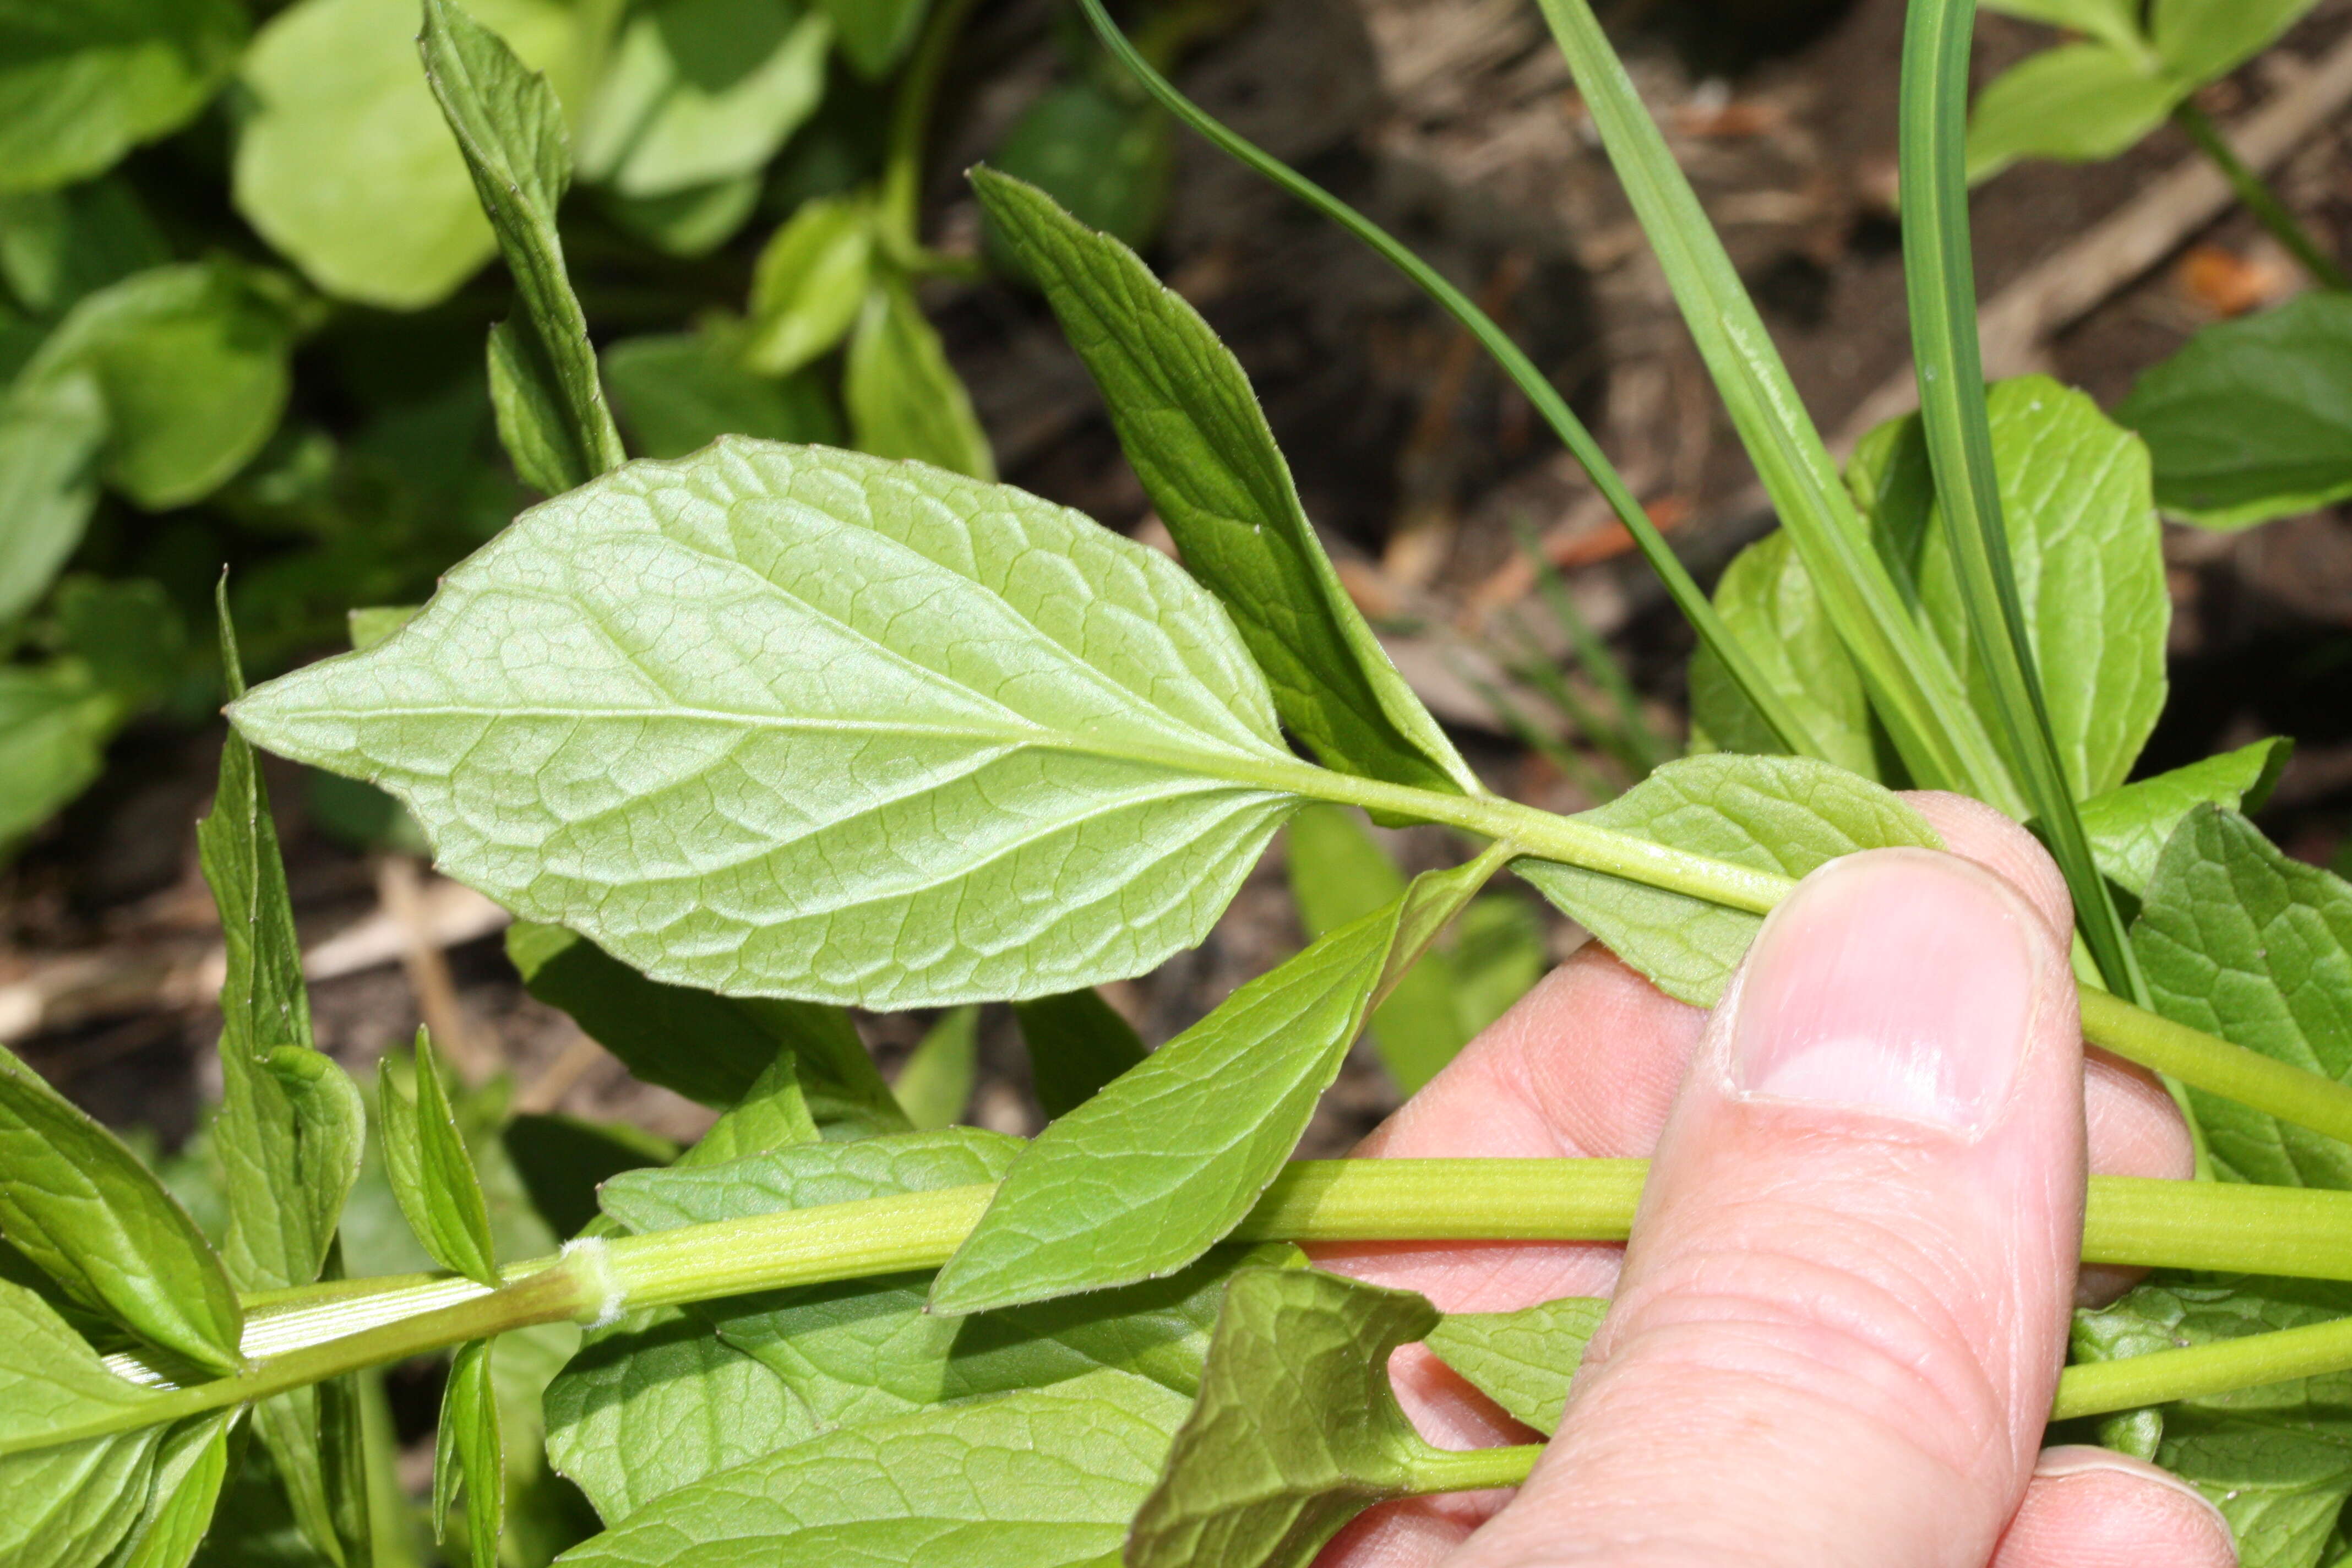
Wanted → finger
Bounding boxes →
[1991,1449,2235,1568]
[1458,847,2084,1568]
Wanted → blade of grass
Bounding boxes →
[1071,0,1821,763]
[2171,101,2350,293]
[1512,522,1669,774]
[1898,0,2146,997]
[1445,650,1621,804]
[1526,0,2020,814]
[1495,615,1645,787]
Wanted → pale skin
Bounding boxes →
[1316,793,2238,1568]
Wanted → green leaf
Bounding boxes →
[55,576,186,709]
[1966,43,2184,183]
[104,1410,236,1568]
[932,851,1500,1315]
[1012,989,1147,1121]
[1126,1266,1443,1568]
[604,329,839,459]
[345,606,422,652]
[1287,804,1477,1093]
[598,1126,1018,1235]
[235,0,580,310]
[2152,0,2323,86]
[0,1280,171,1568]
[0,372,107,626]
[0,665,113,851]
[1686,529,1880,780]
[545,1306,818,1523]
[892,1007,978,1130]
[233,440,1305,1010]
[1981,0,2145,51]
[816,0,928,77]
[573,0,830,198]
[600,175,764,258]
[971,166,1475,799]
[433,1340,503,1568]
[15,261,297,509]
[743,195,875,377]
[378,1030,500,1286]
[0,0,246,193]
[0,1044,243,1375]
[986,80,1172,257]
[2075,1276,2352,1568]
[504,921,905,1131]
[554,1368,1191,1568]
[201,599,366,1299]
[1424,1298,1607,1435]
[1518,753,1942,1007]
[689,1050,825,1161]
[2133,809,2352,1188]
[843,276,995,480]
[2079,738,2292,899]
[422,0,627,495]
[2115,293,2352,530]
[0,177,170,314]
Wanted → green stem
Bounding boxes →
[2055,1312,2352,1421]
[67,1161,2352,1462]
[880,0,984,252]
[1406,1442,1548,1494]
[1071,0,1825,763]
[1897,0,2146,1000]
[2173,101,2351,292]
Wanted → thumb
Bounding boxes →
[1461,848,2084,1568]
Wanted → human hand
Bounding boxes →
[1315,793,2235,1567]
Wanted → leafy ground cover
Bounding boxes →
[7,0,2352,1566]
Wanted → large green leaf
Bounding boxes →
[932,852,1498,1315]
[422,0,626,495]
[1424,1297,1607,1435]
[233,440,1305,1010]
[1518,753,1941,1007]
[2152,0,2323,85]
[1686,529,1879,780]
[0,0,246,193]
[573,0,830,198]
[15,261,297,509]
[1126,1267,1444,1568]
[1860,376,2168,799]
[0,372,107,626]
[843,276,994,480]
[0,1044,243,1376]
[2078,738,2291,898]
[507,921,904,1130]
[603,330,838,459]
[0,1280,171,1568]
[2076,1275,2352,1568]
[234,0,578,309]
[2133,809,2352,1189]
[2115,294,2352,530]
[970,167,1476,799]
[1966,42,2184,183]
[554,1369,1191,1568]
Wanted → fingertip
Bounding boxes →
[1992,1449,2236,1568]
[1903,790,2074,943]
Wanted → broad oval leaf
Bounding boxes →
[1965,43,2184,183]
[2115,293,2352,530]
[0,1044,244,1376]
[1517,753,1942,1008]
[2078,738,2290,899]
[232,439,1305,1009]
[554,1368,1192,1568]
[0,0,246,194]
[1686,529,1879,781]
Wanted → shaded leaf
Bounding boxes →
[1518,754,1941,1007]
[0,177,168,314]
[1012,989,1147,1121]
[2115,293,2352,529]
[818,0,928,77]
[503,1114,678,1239]
[893,1008,979,1130]
[235,440,1303,1010]
[844,276,994,479]
[433,1339,502,1568]
[554,1369,1191,1568]
[0,665,113,850]
[972,167,1474,798]
[0,372,108,626]
[986,80,1172,258]
[1424,1297,1607,1435]
[2152,0,2322,85]
[603,329,838,459]
[0,0,246,193]
[104,1410,236,1568]
[1686,529,1879,780]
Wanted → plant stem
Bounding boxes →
[2173,101,2351,292]
[879,0,984,252]
[2054,1312,2352,1421]
[1897,0,2147,1000]
[1070,0,1826,763]
[1406,1443,1548,1495]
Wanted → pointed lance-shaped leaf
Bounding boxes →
[1424,1297,1608,1435]
[420,0,623,492]
[971,167,1477,801]
[433,1338,503,1567]
[231,441,1309,1010]
[379,1030,500,1287]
